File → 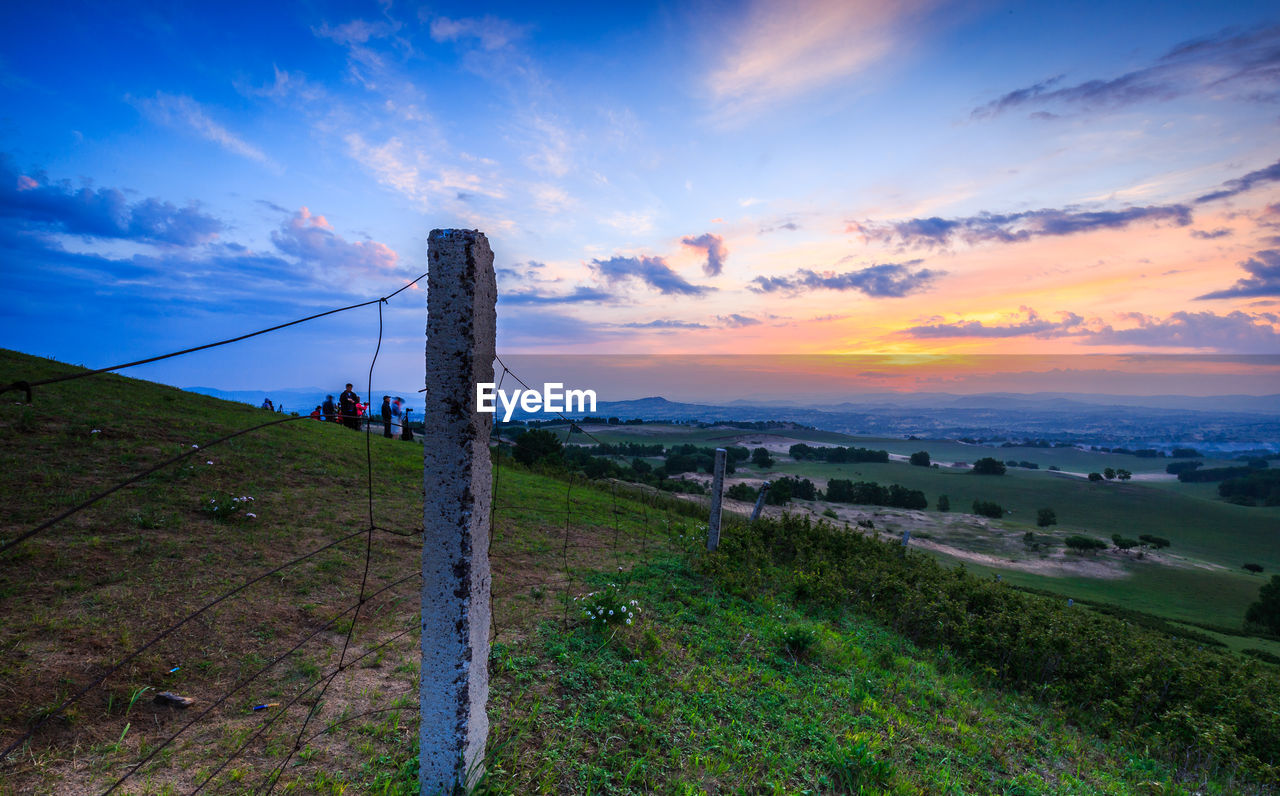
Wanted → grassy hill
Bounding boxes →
[1,349,1275,794]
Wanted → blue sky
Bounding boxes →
[2,1,1278,396]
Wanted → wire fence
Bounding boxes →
[0,280,710,793]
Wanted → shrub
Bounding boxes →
[1138,534,1171,549]
[1087,472,1104,482]
[1244,563,1265,574]
[1065,535,1108,553]
[751,447,773,468]
[1245,575,1280,636]
[513,428,563,466]
[726,483,758,502]
[1036,508,1056,527]
[971,500,1003,518]
[971,457,1006,475]
[574,583,640,629]
[936,494,950,512]
[909,450,931,467]
[1111,534,1140,551]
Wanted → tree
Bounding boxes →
[1111,534,1139,552]
[513,428,563,466]
[1088,472,1104,482]
[1065,535,1108,554]
[752,447,773,469]
[1138,534,1171,549]
[1116,469,1132,481]
[936,494,950,512]
[1104,467,1116,480]
[726,483,758,501]
[971,457,1006,475]
[1243,563,1265,574]
[909,450,931,467]
[1036,508,1057,527]
[1244,575,1280,635]
[972,499,1004,518]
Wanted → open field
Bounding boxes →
[559,422,1280,636]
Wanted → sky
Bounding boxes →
[2,0,1279,399]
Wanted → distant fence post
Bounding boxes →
[750,480,770,522]
[421,229,496,794]
[707,447,726,550]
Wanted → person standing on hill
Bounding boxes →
[339,383,360,430]
[381,396,393,438]
[322,394,337,423]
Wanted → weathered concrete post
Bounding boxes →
[421,229,495,794]
[707,447,727,551]
[750,481,771,522]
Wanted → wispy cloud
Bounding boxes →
[707,0,938,120]
[1195,157,1280,203]
[748,261,943,297]
[906,308,1086,338]
[428,15,527,51]
[134,93,281,172]
[344,133,502,207]
[1196,249,1280,299]
[618,319,710,330]
[500,286,618,305]
[851,204,1191,248]
[591,255,714,296]
[681,232,729,276]
[718,313,761,327]
[972,25,1280,120]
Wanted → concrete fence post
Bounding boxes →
[707,447,727,551]
[421,229,496,794]
[750,481,771,522]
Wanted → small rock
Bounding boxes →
[154,691,195,708]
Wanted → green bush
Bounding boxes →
[700,513,1280,783]
[971,499,1003,518]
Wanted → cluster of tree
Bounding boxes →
[1065,534,1109,553]
[1005,459,1040,469]
[726,483,759,502]
[1166,460,1203,476]
[751,447,773,468]
[1178,464,1264,483]
[970,457,1006,475]
[576,416,646,425]
[1243,563,1265,574]
[1245,575,1280,636]
[701,513,1280,783]
[1089,446,1165,457]
[971,499,1004,518]
[509,431,723,493]
[825,479,928,509]
[908,450,930,467]
[1087,467,1132,482]
[764,476,818,505]
[584,441,666,457]
[1138,534,1171,549]
[698,420,816,431]
[1171,447,1203,458]
[1218,469,1280,506]
[788,443,890,463]
[662,443,745,476]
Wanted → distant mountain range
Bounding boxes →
[183,387,1280,451]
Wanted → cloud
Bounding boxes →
[760,221,800,234]
[972,25,1280,119]
[707,0,937,119]
[718,314,761,327]
[344,133,502,206]
[500,286,617,305]
[681,232,729,276]
[314,18,401,46]
[1196,249,1280,299]
[0,157,223,246]
[590,255,714,296]
[269,207,399,277]
[134,93,280,171]
[618,319,710,330]
[1190,227,1233,239]
[1086,311,1280,352]
[852,204,1192,248]
[902,306,1280,353]
[428,15,526,51]
[1195,158,1280,203]
[906,309,1086,338]
[748,261,943,297]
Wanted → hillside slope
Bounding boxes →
[0,349,1268,794]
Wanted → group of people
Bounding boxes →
[307,383,412,440]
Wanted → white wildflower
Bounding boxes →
[246,512,257,519]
